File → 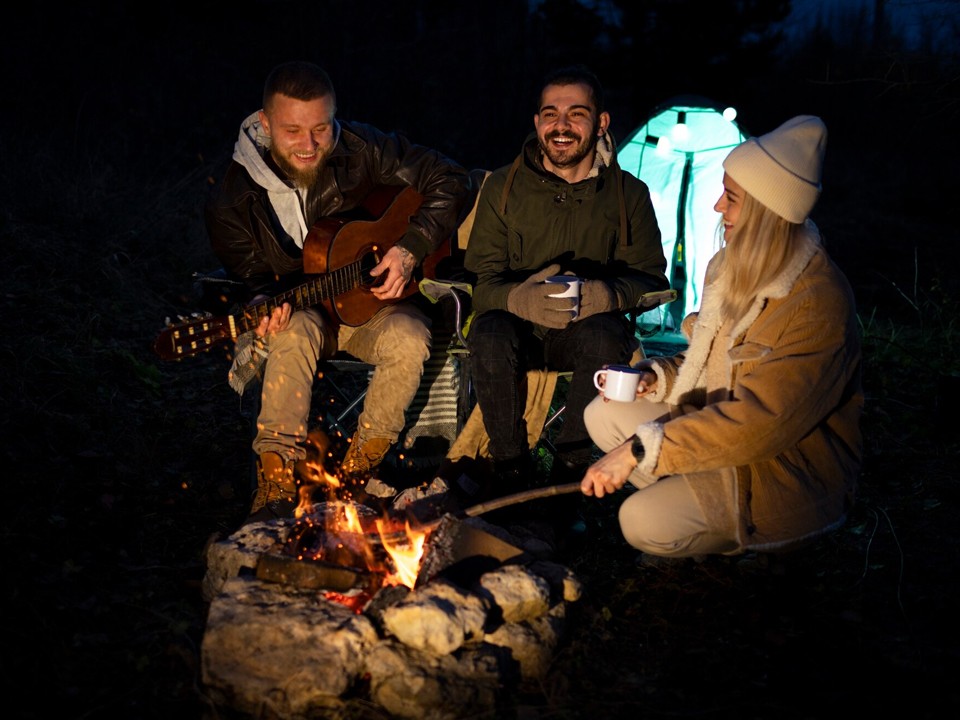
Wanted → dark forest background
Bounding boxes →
[6,0,959,312]
[2,1,959,718]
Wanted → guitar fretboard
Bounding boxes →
[232,258,367,336]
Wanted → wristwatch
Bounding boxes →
[630,434,645,461]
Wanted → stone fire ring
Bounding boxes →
[200,514,583,718]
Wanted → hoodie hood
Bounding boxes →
[232,112,309,247]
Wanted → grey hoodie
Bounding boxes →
[232,111,339,248]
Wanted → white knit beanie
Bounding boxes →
[722,115,827,224]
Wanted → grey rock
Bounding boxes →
[201,576,378,717]
[478,563,551,623]
[381,578,489,655]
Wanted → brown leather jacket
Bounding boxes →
[205,119,470,297]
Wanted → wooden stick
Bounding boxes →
[461,481,583,518]
[401,480,583,534]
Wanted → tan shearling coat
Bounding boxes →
[635,224,863,550]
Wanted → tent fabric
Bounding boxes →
[619,96,747,338]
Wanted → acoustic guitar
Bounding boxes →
[153,185,448,361]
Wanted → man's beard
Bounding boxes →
[271,146,327,187]
[540,127,599,169]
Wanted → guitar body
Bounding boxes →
[153,184,451,360]
[304,185,447,327]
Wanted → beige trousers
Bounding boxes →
[254,303,431,461]
[583,395,741,557]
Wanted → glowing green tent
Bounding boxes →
[619,96,747,339]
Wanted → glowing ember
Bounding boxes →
[321,589,373,614]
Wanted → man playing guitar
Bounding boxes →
[205,61,470,524]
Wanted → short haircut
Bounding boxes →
[538,65,605,114]
[263,61,337,111]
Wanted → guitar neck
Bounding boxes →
[233,260,365,335]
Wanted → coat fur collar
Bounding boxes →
[665,223,822,405]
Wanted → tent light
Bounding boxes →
[722,106,738,122]
[670,110,690,144]
[656,135,673,156]
[670,122,690,143]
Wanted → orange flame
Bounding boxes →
[295,464,341,518]
[376,517,429,589]
[288,424,432,592]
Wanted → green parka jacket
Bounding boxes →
[464,132,669,323]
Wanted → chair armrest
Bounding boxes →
[419,278,474,348]
[635,288,678,310]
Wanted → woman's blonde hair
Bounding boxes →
[715,191,802,323]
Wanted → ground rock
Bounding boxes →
[201,575,378,717]
[484,603,567,680]
[365,639,507,720]
[380,577,489,655]
[201,519,292,600]
[477,563,551,622]
[528,559,584,602]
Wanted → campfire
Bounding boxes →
[261,429,580,601]
[199,430,587,718]
[266,431,438,600]
[255,497,430,614]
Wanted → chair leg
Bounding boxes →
[315,357,374,440]
[538,403,566,458]
[454,351,473,435]
[536,372,573,460]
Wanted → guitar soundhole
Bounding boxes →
[359,250,383,288]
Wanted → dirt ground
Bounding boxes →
[3,318,957,718]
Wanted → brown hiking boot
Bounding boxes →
[247,452,298,523]
[339,433,392,496]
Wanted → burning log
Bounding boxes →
[254,500,404,595]
[255,553,379,594]
[414,514,526,589]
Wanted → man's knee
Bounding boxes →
[275,309,330,354]
[578,314,634,356]
[470,311,520,357]
[380,312,431,362]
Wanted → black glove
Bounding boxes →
[577,280,618,320]
[506,264,574,329]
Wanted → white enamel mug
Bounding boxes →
[593,364,641,402]
[544,275,583,319]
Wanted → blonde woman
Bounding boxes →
[582,116,863,558]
